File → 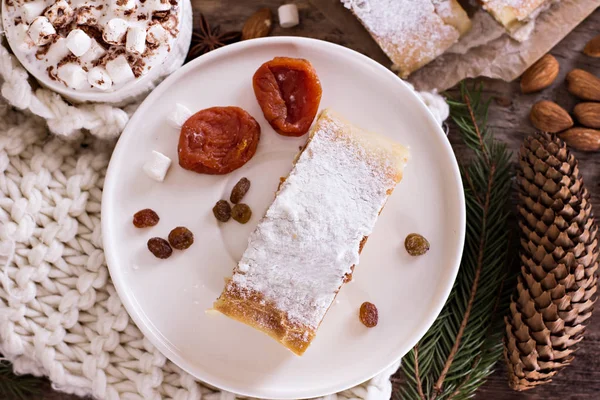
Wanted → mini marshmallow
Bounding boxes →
[46,37,71,61]
[103,18,128,44]
[126,26,146,55]
[79,39,107,63]
[143,151,172,182]
[149,0,172,12]
[44,0,74,28]
[87,67,113,91]
[66,29,92,57]
[57,63,88,90]
[22,1,47,24]
[106,55,135,85]
[28,16,56,46]
[146,24,169,45]
[278,4,300,28]
[168,103,192,128]
[75,6,96,25]
[112,0,135,10]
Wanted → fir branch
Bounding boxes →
[0,358,42,400]
[396,83,516,400]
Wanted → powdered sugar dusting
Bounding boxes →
[341,0,465,76]
[229,110,409,329]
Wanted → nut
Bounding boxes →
[559,127,600,152]
[242,8,272,40]
[583,34,600,58]
[529,101,573,133]
[573,103,600,129]
[520,54,559,94]
[566,69,600,101]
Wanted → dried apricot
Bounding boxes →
[230,177,251,204]
[359,302,378,328]
[231,203,252,224]
[168,227,194,250]
[178,107,260,175]
[133,208,159,228]
[147,237,172,259]
[213,200,232,222]
[405,233,430,256]
[253,57,322,136]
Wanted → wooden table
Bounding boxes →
[42,1,600,399]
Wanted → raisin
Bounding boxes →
[230,177,251,204]
[133,208,159,228]
[359,302,378,328]
[405,233,430,256]
[147,237,172,259]
[231,203,252,224]
[213,200,231,222]
[168,226,194,250]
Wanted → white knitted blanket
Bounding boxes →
[0,31,449,400]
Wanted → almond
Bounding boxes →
[242,8,272,40]
[573,102,600,129]
[566,69,600,101]
[520,54,560,94]
[559,127,600,152]
[583,34,600,58]
[529,100,573,133]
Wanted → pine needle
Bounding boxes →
[0,359,42,400]
[396,83,516,400]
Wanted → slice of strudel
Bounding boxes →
[213,109,410,355]
[480,0,552,32]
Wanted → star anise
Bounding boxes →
[186,14,241,62]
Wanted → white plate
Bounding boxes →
[102,37,465,399]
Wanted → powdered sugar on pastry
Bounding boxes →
[229,109,409,329]
[480,0,550,27]
[341,0,471,78]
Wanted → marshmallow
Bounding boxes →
[79,39,107,64]
[167,103,192,128]
[57,63,88,90]
[278,4,300,28]
[44,0,74,28]
[146,24,169,45]
[126,26,146,55]
[28,16,56,46]
[46,37,71,61]
[66,29,92,57]
[112,0,135,10]
[22,1,46,24]
[143,151,172,182]
[149,0,172,12]
[103,18,128,44]
[106,55,135,85]
[75,6,96,25]
[87,67,113,91]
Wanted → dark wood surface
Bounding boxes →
[39,1,600,399]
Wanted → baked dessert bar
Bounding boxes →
[341,0,471,78]
[480,0,552,31]
[213,109,410,355]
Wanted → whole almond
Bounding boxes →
[559,127,600,152]
[520,54,560,94]
[242,8,272,40]
[529,100,573,133]
[573,103,600,129]
[566,69,600,101]
[583,34,600,57]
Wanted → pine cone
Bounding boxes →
[504,132,599,390]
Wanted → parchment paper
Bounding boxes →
[408,0,600,92]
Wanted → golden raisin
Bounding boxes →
[359,302,378,328]
[405,233,430,256]
[213,200,232,222]
[230,177,251,204]
[147,237,172,259]
[133,208,159,228]
[231,203,252,224]
[168,226,194,250]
